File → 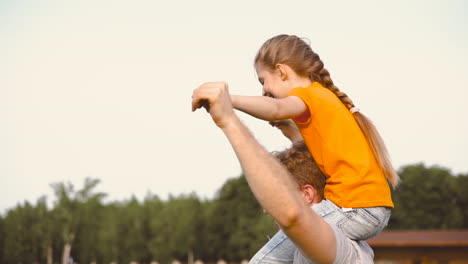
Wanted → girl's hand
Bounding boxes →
[269,120,303,143]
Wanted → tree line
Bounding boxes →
[0,163,467,264]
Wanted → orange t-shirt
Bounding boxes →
[288,82,394,208]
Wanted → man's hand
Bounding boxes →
[192,82,237,129]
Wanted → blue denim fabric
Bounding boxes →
[249,199,390,264]
[311,199,391,240]
[249,230,295,264]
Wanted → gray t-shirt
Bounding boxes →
[293,224,374,264]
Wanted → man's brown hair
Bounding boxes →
[273,141,326,200]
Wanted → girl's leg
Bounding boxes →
[312,199,391,240]
[249,230,295,264]
[249,200,391,264]
[339,206,391,240]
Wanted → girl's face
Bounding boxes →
[256,64,290,98]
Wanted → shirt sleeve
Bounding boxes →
[288,87,316,124]
[292,224,374,264]
[331,225,374,264]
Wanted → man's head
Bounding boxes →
[273,141,326,204]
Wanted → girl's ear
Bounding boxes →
[276,64,288,81]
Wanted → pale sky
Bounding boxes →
[1,0,467,214]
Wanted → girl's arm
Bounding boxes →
[270,120,303,143]
[231,95,308,121]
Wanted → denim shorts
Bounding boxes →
[249,199,391,264]
[311,199,391,240]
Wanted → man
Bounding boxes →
[251,140,327,264]
[192,82,374,264]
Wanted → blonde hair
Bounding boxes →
[256,34,399,188]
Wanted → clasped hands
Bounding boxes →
[191,82,237,129]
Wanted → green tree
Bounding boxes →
[141,193,164,263]
[34,196,54,264]
[0,214,4,263]
[4,163,466,262]
[389,163,461,229]
[115,196,150,264]
[51,181,80,264]
[3,201,41,264]
[206,176,277,261]
[73,183,107,264]
[149,193,203,264]
[95,203,120,264]
[454,173,468,228]
[51,178,105,264]
[197,199,218,261]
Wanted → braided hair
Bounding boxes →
[255,35,399,188]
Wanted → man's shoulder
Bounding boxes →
[331,224,374,264]
[292,224,374,264]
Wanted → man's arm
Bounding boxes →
[231,95,307,121]
[192,82,336,264]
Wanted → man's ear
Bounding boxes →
[276,64,288,81]
[302,184,317,205]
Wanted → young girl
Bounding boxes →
[231,34,399,264]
